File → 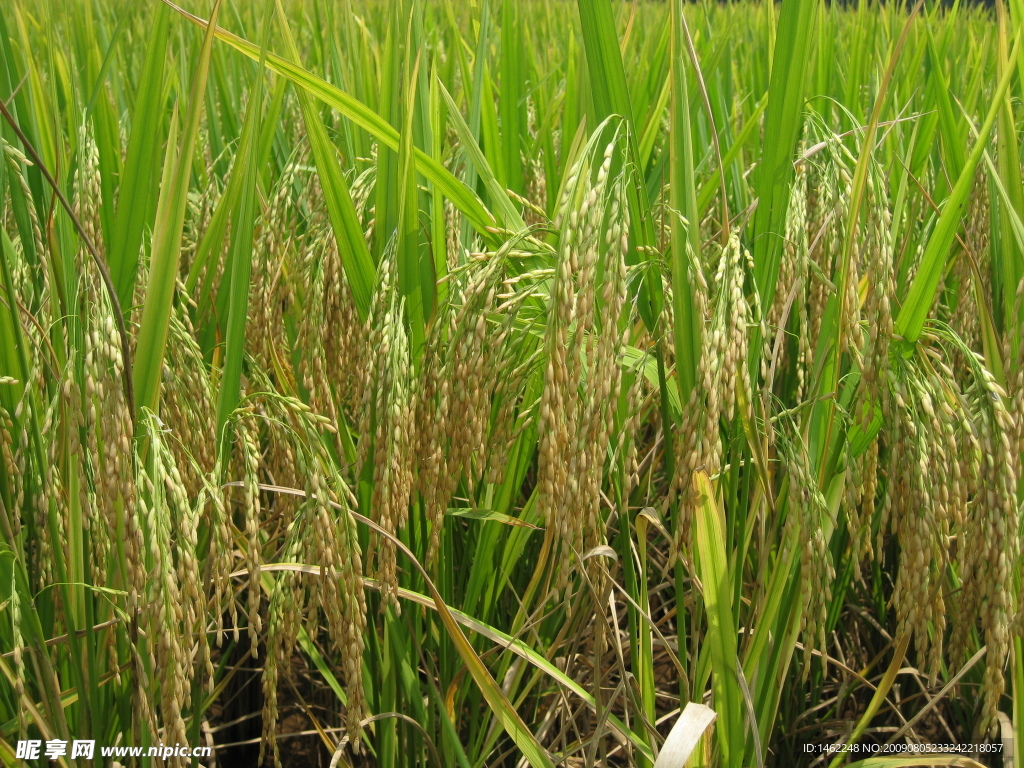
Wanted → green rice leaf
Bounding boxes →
[163,1,501,247]
[215,2,271,436]
[895,32,1019,346]
[108,2,170,312]
[134,1,221,418]
[693,470,743,767]
[750,0,817,315]
[273,0,376,320]
[669,0,701,402]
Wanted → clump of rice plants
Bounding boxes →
[0,0,1021,766]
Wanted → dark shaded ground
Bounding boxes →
[208,631,340,768]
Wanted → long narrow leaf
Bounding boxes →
[693,471,743,767]
[134,2,222,417]
[895,32,1019,345]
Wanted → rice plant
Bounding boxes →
[0,0,1021,766]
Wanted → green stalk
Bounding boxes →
[895,31,1020,345]
[669,0,701,402]
[750,0,817,315]
[133,0,222,418]
[214,2,271,437]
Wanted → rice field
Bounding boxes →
[0,0,1021,765]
